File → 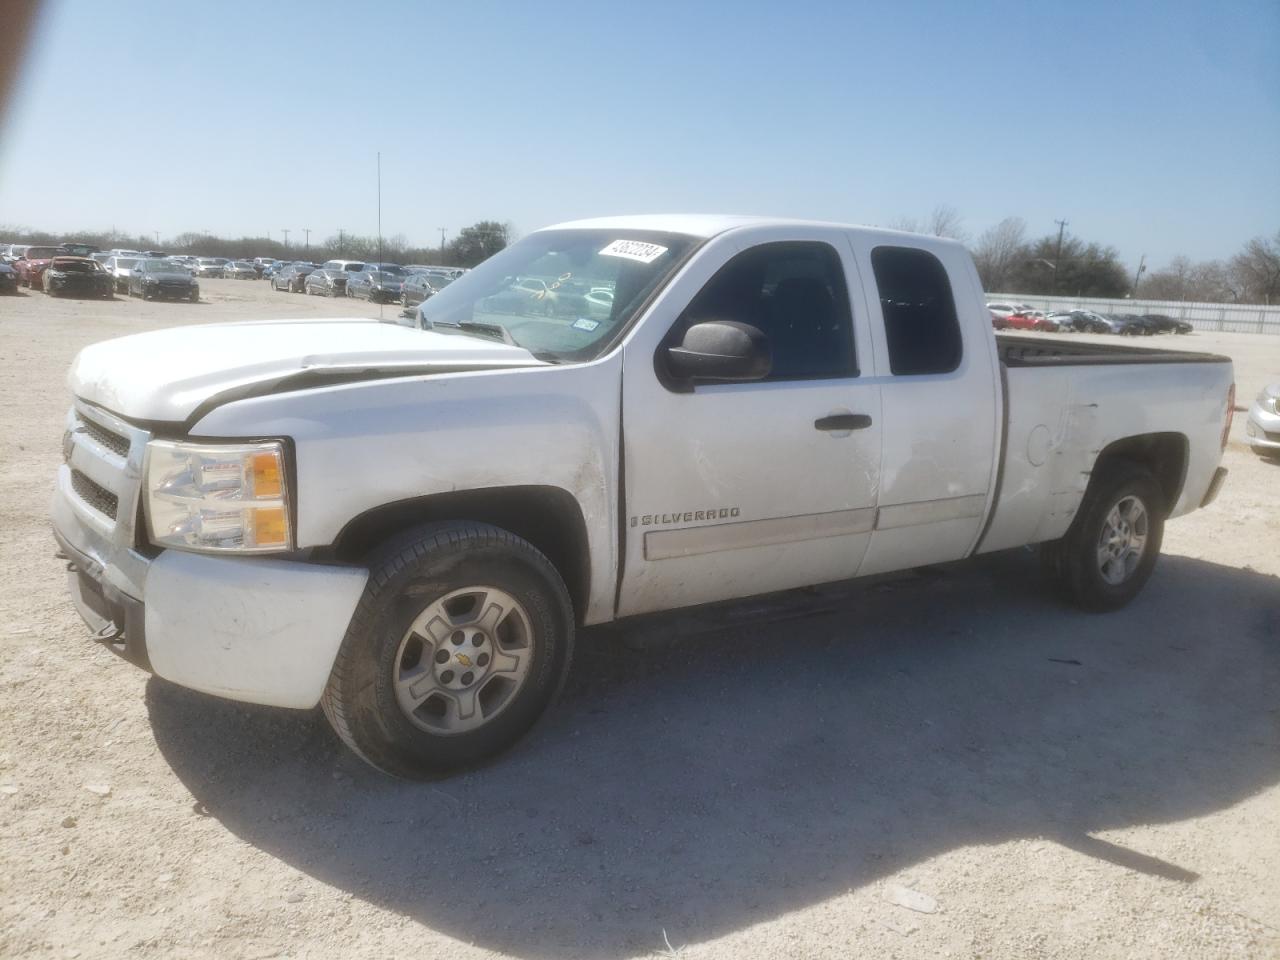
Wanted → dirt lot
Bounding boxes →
[1,281,1278,960]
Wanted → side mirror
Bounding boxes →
[666,320,771,383]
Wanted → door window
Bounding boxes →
[674,241,857,381]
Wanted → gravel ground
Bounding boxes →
[1,281,1278,960]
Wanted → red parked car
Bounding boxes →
[13,245,62,288]
[1006,309,1059,332]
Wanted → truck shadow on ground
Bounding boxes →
[147,552,1280,958]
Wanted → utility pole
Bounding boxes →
[1130,254,1146,299]
[302,228,311,253]
[377,152,383,320]
[1052,219,1068,294]
[281,228,290,253]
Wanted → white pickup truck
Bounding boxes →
[54,215,1235,777]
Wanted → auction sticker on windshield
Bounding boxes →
[599,239,668,264]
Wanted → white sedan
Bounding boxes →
[1246,383,1280,460]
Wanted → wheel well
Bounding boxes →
[1093,433,1189,514]
[330,486,592,623]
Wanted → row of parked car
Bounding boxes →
[0,242,468,309]
[260,258,465,313]
[0,244,202,299]
[988,301,1194,335]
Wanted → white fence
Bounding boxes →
[986,293,1280,335]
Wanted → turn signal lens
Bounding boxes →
[250,451,283,498]
[251,507,289,548]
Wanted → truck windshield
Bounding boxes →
[419,229,698,361]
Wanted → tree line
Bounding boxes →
[5,212,1278,303]
[0,220,514,269]
[900,206,1279,304]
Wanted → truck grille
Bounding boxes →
[64,403,149,542]
[71,469,120,520]
[80,416,131,457]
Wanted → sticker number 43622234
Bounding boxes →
[599,239,669,264]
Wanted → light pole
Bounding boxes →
[302,228,311,254]
[438,227,447,261]
[281,228,290,254]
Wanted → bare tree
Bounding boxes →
[927,204,967,242]
[1229,231,1280,304]
[971,217,1026,291]
[887,205,966,241]
[1142,256,1239,302]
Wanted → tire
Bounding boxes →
[321,521,575,778]
[1041,461,1164,612]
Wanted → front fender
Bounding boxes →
[189,357,623,625]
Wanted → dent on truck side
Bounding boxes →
[978,359,1229,554]
[188,357,624,625]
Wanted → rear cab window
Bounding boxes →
[870,246,963,376]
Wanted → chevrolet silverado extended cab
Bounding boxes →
[53,216,1234,777]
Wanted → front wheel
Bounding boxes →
[321,521,574,778]
[1041,462,1164,612]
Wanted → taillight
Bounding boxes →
[1222,382,1235,451]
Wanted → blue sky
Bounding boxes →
[1,0,1276,268]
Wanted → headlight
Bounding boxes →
[1257,391,1278,415]
[144,440,292,554]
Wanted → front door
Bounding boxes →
[617,230,882,617]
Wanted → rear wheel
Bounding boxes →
[321,521,574,778]
[1041,461,1164,611]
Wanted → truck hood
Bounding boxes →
[69,317,547,425]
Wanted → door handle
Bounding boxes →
[814,414,872,431]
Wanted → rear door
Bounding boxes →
[845,238,1000,575]
[617,228,883,617]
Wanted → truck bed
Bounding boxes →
[996,334,1230,367]
[978,334,1234,556]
